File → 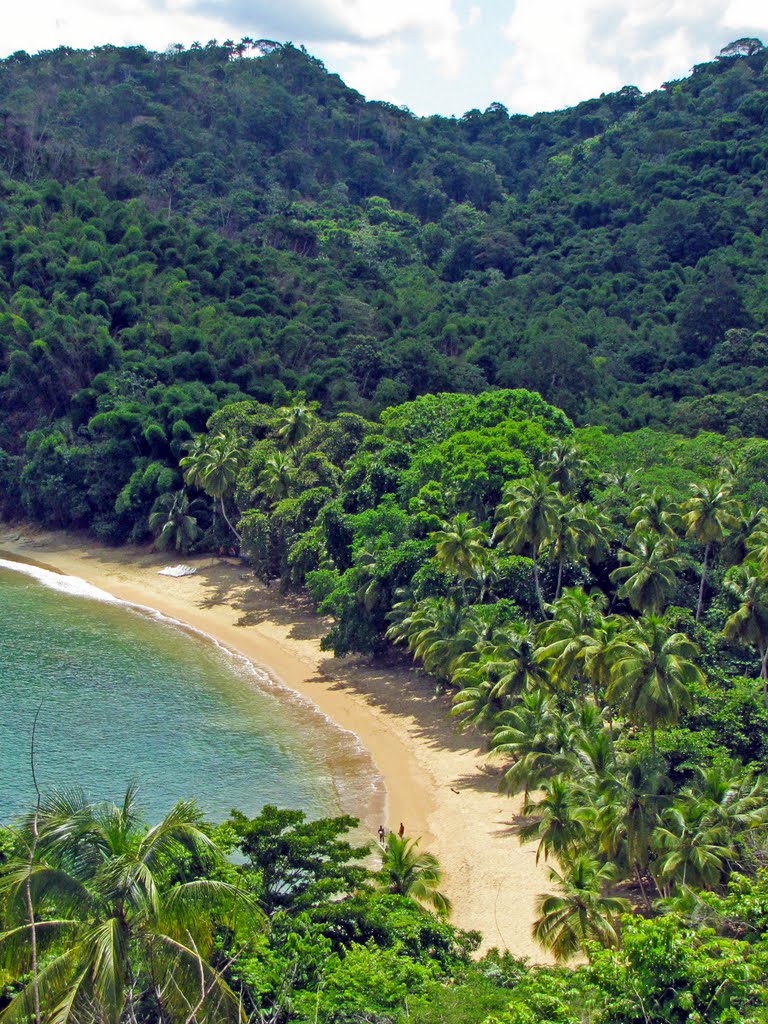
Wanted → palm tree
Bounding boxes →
[607,616,703,762]
[600,469,641,495]
[537,587,608,697]
[722,506,764,567]
[491,692,580,796]
[180,432,246,544]
[0,787,254,1024]
[653,760,768,895]
[541,441,593,495]
[723,566,768,702]
[478,622,551,698]
[652,802,736,895]
[519,775,588,864]
[450,678,500,731]
[610,533,682,616]
[579,502,614,565]
[431,513,489,599]
[593,757,670,907]
[542,503,596,600]
[746,514,768,573]
[451,623,550,728]
[532,856,630,962]
[257,449,298,504]
[148,490,201,552]
[692,760,768,833]
[628,489,683,541]
[494,472,561,610]
[274,402,317,446]
[353,549,384,611]
[379,834,452,916]
[386,597,484,685]
[683,481,739,621]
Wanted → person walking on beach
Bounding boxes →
[398,822,405,838]
[378,824,385,844]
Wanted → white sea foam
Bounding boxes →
[0,559,120,603]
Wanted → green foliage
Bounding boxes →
[223,806,372,914]
[4,39,768,1015]
[586,914,768,1023]
[291,941,437,1024]
[2,42,768,539]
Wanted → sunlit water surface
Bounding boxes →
[0,556,381,826]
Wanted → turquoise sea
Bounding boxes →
[0,555,382,826]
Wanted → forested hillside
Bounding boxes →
[1,38,768,541]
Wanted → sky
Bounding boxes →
[6,1,768,117]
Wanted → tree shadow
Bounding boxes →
[184,562,516,788]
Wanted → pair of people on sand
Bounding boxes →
[378,822,404,844]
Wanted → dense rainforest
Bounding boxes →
[2,37,768,540]
[3,34,768,1024]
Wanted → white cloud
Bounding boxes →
[723,0,768,30]
[182,0,464,71]
[323,39,405,102]
[5,0,464,80]
[4,1,234,53]
[497,0,623,112]
[496,0,768,114]
[4,0,768,116]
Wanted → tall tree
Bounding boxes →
[0,787,254,1024]
[519,775,588,864]
[181,431,246,544]
[148,489,201,552]
[274,402,318,447]
[746,513,768,573]
[537,587,609,696]
[494,472,561,610]
[723,566,768,702]
[532,856,629,962]
[386,597,484,685]
[683,481,739,621]
[542,503,596,601]
[257,449,298,504]
[607,616,703,761]
[451,623,551,727]
[652,802,735,895]
[491,692,581,796]
[628,488,684,541]
[541,441,592,495]
[593,758,670,907]
[379,834,452,916]
[610,533,683,616]
[431,512,489,600]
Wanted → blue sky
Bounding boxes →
[8,1,768,116]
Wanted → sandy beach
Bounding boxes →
[0,524,553,960]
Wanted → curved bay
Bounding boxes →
[0,563,377,825]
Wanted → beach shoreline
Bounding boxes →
[0,524,553,960]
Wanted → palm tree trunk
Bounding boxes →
[24,826,40,1024]
[695,542,711,622]
[26,703,43,1024]
[634,863,652,914]
[126,976,140,1024]
[555,556,564,601]
[606,713,618,767]
[532,546,544,611]
[219,496,241,546]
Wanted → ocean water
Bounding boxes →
[0,556,382,827]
